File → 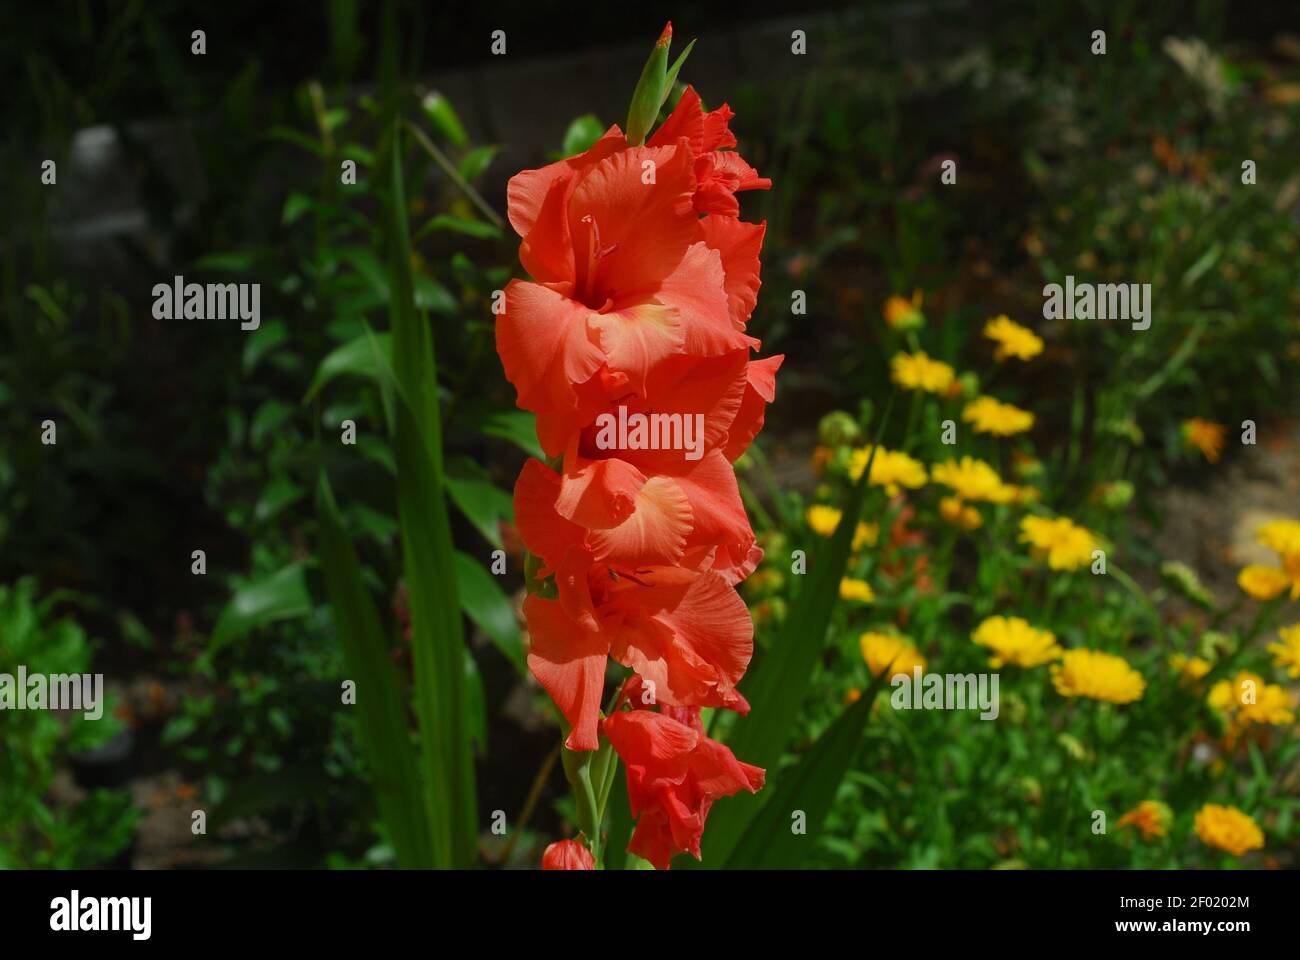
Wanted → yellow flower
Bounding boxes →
[1181,418,1225,463]
[1169,653,1212,684]
[806,505,842,536]
[1050,649,1145,704]
[931,456,1017,504]
[972,615,1062,668]
[847,446,927,495]
[883,291,924,331]
[1208,670,1295,729]
[983,315,1044,361]
[852,522,879,551]
[840,578,875,603]
[1257,518,1300,558]
[1285,552,1300,599]
[860,631,926,681]
[1116,800,1172,841]
[1237,564,1289,601]
[843,688,862,705]
[939,496,983,530]
[1268,624,1300,678]
[1194,804,1264,856]
[963,396,1035,436]
[890,351,954,394]
[1019,515,1100,571]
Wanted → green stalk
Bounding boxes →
[561,743,602,864]
[386,130,477,867]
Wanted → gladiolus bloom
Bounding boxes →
[603,682,764,871]
[496,38,774,868]
[541,839,595,870]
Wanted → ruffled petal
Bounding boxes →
[507,126,625,237]
[524,594,609,751]
[587,301,684,398]
[699,216,766,328]
[653,242,756,355]
[568,144,697,297]
[555,456,647,529]
[514,459,582,565]
[497,280,604,417]
[588,476,692,566]
[612,570,753,711]
[723,354,784,462]
[509,127,626,282]
[648,86,705,156]
[669,450,756,576]
[576,351,749,480]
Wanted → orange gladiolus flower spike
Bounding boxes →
[496,30,776,866]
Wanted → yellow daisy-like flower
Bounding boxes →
[983,315,1044,361]
[847,446,927,495]
[1019,515,1100,571]
[972,615,1062,668]
[1237,564,1289,601]
[1194,804,1264,856]
[839,578,875,603]
[852,522,879,551]
[1169,653,1213,684]
[931,456,1017,504]
[860,631,926,681]
[1268,624,1300,678]
[1257,518,1300,558]
[1181,417,1226,464]
[883,291,924,331]
[806,505,842,537]
[962,396,1035,436]
[1116,800,1172,841]
[1050,649,1145,704]
[1208,670,1296,728]
[890,351,954,394]
[808,506,880,553]
[939,496,983,530]
[1285,553,1300,597]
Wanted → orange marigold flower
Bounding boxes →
[883,290,924,330]
[1195,804,1264,856]
[1182,417,1226,463]
[1116,800,1172,841]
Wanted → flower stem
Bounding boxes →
[561,742,602,864]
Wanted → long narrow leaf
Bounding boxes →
[723,671,889,868]
[315,474,434,868]
[454,550,525,674]
[698,396,895,864]
[386,130,477,867]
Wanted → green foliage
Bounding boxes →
[0,579,137,868]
